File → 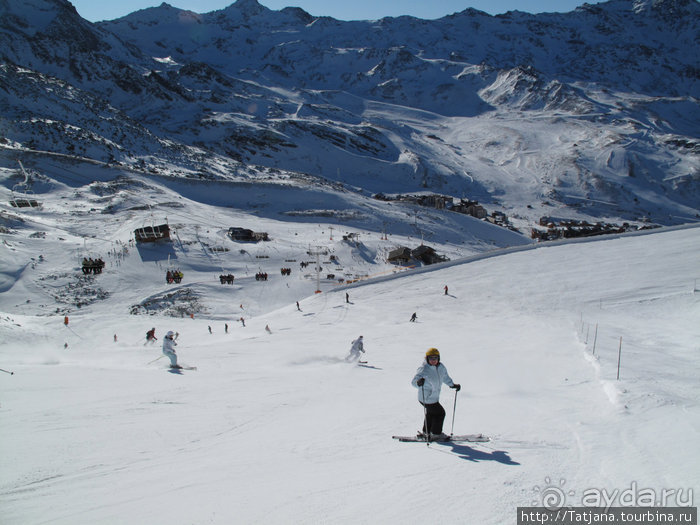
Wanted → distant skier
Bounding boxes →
[345,292,350,304]
[410,312,417,322]
[345,335,365,362]
[225,323,229,334]
[411,348,460,440]
[444,285,448,295]
[162,331,180,368]
[208,325,212,334]
[145,327,157,345]
[296,301,301,311]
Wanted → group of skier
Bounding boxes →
[342,334,459,440]
[149,326,458,439]
[219,274,235,284]
[149,283,461,441]
[166,269,183,284]
[81,257,105,275]
[143,327,181,367]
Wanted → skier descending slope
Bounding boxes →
[162,331,180,369]
[145,327,157,345]
[345,335,365,363]
[411,348,460,440]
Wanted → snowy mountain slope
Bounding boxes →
[1,0,698,231]
[1,213,698,524]
[97,0,699,99]
[0,157,529,321]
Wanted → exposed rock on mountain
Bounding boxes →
[1,0,698,226]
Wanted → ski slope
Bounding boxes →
[1,225,698,524]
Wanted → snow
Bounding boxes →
[1,170,699,523]
[2,1,699,519]
[4,0,699,233]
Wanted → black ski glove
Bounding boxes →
[416,377,425,386]
[451,383,461,391]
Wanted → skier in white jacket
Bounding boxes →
[345,335,365,362]
[162,331,180,368]
[411,348,460,440]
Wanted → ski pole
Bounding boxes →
[0,367,14,375]
[147,355,164,365]
[421,383,430,446]
[65,325,83,339]
[450,387,458,436]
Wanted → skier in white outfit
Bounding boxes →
[162,331,180,368]
[345,335,365,362]
[411,348,460,440]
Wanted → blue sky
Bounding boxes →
[72,0,605,23]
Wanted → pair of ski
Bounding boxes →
[392,433,489,443]
[169,365,197,371]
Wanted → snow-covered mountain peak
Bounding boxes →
[632,0,699,14]
[107,3,204,27]
[2,0,88,38]
[576,0,700,18]
[221,0,269,18]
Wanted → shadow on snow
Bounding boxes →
[434,442,520,465]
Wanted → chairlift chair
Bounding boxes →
[134,220,170,243]
[9,161,41,208]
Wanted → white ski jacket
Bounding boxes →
[411,361,455,404]
[350,337,364,355]
[162,337,177,355]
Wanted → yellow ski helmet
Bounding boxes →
[425,348,440,360]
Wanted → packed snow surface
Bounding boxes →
[1,217,698,523]
[2,1,699,522]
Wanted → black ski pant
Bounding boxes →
[420,401,446,434]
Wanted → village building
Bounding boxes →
[228,227,269,242]
[411,245,446,265]
[388,245,446,266]
[487,211,508,225]
[417,194,452,209]
[453,200,487,219]
[387,247,412,265]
